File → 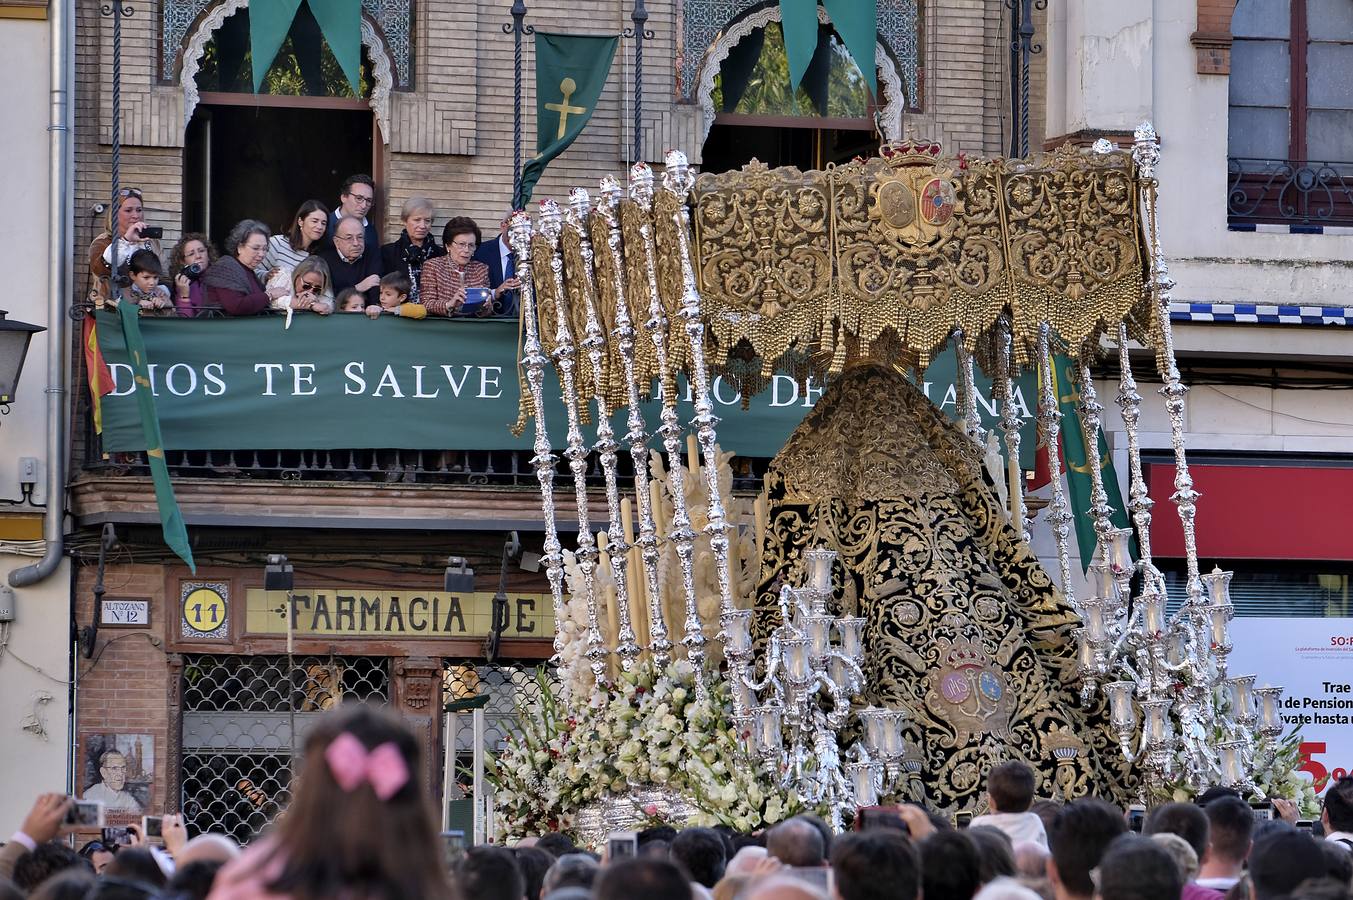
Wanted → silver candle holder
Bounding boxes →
[723,547,914,832]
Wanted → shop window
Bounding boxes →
[1228,0,1353,225]
[180,654,389,844]
[442,661,559,833]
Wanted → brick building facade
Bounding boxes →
[72,0,1033,258]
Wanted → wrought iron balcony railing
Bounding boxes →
[1228,157,1353,227]
[81,442,773,493]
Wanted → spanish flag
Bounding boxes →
[82,315,114,434]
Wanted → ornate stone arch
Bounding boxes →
[693,4,908,145]
[179,0,395,143]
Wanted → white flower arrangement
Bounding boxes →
[490,660,807,841]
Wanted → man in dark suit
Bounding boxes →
[472,213,521,318]
[316,173,379,254]
[318,215,383,307]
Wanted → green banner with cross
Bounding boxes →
[516,31,619,209]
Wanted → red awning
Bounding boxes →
[1148,463,1353,561]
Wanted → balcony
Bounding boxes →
[1227,157,1353,228]
[72,312,1035,532]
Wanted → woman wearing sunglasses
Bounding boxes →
[89,187,164,309]
[266,256,336,320]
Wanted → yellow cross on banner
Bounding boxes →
[544,77,586,140]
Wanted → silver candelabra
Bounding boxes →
[721,548,919,831]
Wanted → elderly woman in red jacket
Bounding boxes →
[203,219,289,315]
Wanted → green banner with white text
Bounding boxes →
[94,312,1040,463]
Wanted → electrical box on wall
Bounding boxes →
[0,586,15,623]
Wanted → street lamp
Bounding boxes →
[0,309,46,413]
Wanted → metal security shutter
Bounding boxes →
[1160,563,1353,618]
[179,655,389,844]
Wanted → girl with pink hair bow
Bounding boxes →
[209,704,455,900]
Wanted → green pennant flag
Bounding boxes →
[114,302,196,573]
[779,0,819,96]
[308,0,363,96]
[1050,355,1134,572]
[249,0,303,93]
[517,32,618,209]
[822,0,878,97]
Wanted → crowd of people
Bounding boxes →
[2,704,1351,900]
[88,175,522,322]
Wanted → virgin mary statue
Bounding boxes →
[754,361,1133,810]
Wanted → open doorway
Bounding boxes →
[180,1,379,250]
[184,104,373,250]
[702,120,878,173]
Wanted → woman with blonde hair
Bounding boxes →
[89,187,163,308]
[266,256,336,326]
[380,196,445,303]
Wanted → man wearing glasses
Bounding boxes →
[321,173,379,253]
[82,750,143,812]
[318,216,385,308]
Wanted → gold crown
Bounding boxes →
[879,139,944,167]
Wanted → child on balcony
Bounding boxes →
[364,272,426,320]
[337,288,367,313]
[119,248,174,316]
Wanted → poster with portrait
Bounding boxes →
[81,733,153,823]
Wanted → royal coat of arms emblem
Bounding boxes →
[867,141,959,249]
[924,634,1016,745]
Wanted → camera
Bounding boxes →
[102,826,133,846]
[607,831,638,860]
[141,226,164,240]
[179,263,203,281]
[64,800,104,828]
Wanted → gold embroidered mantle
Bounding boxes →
[754,363,1135,809]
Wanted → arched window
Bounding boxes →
[712,21,873,119]
[1228,0,1353,226]
[194,3,373,97]
[703,21,880,175]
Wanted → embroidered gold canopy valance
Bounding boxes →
[684,141,1155,386]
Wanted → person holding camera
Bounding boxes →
[419,217,492,318]
[380,197,445,303]
[169,232,216,317]
[88,187,164,309]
